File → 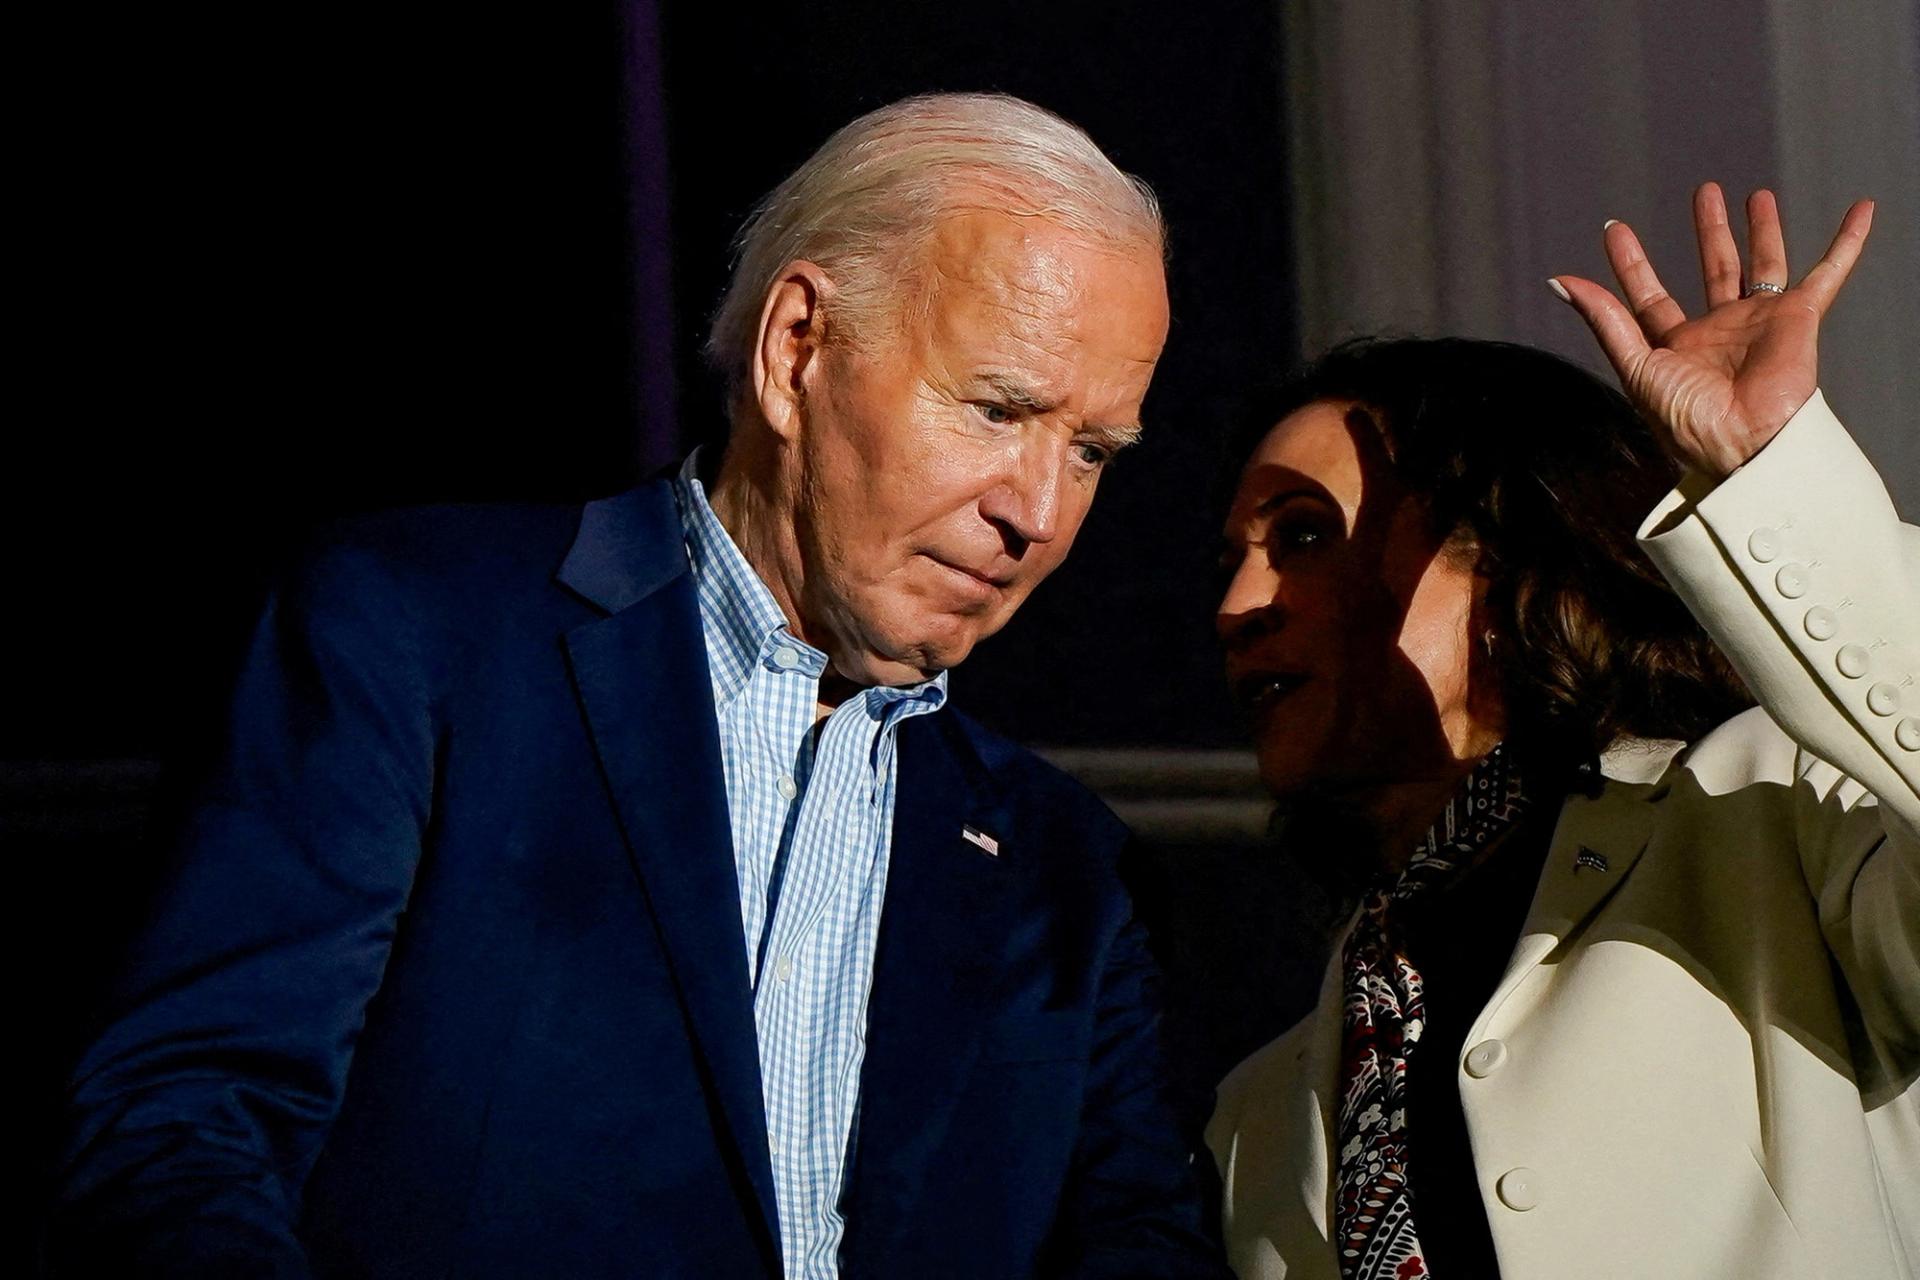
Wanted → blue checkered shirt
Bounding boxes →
[672,454,948,1278]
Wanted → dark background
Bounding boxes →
[20,1,1325,1263]
[17,0,1295,762]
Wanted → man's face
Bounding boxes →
[791,211,1169,687]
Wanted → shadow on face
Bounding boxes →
[1216,399,1502,823]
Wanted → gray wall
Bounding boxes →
[1282,0,1919,514]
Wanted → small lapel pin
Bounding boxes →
[962,825,1000,857]
[1573,846,1609,874]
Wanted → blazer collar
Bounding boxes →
[556,479,690,616]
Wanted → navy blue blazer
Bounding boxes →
[53,480,1226,1279]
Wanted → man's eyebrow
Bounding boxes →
[971,372,1057,413]
[1083,420,1144,452]
[968,372,1142,451]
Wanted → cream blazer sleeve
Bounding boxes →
[1637,389,1920,1057]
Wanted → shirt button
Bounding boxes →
[777,774,798,801]
[1747,529,1780,563]
[1803,606,1837,641]
[775,956,795,983]
[1496,1167,1541,1212]
[1896,718,1920,752]
[1464,1039,1509,1078]
[1866,683,1901,717]
[772,645,802,670]
[1836,645,1870,680]
[1773,564,1809,599]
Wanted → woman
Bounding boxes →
[1206,185,1915,1280]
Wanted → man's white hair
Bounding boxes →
[705,92,1165,403]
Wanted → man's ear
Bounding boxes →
[751,261,833,442]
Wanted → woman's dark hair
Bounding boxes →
[1225,336,1753,770]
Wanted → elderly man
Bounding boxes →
[53,94,1226,1278]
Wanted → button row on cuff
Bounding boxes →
[1753,530,1917,751]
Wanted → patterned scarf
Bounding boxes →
[1332,744,1531,1280]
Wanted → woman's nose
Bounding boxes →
[1215,555,1283,645]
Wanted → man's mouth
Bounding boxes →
[928,555,1012,590]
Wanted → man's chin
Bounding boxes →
[837,633,973,689]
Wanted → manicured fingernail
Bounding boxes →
[1602,219,1621,230]
[1547,278,1572,302]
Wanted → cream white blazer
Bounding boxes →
[1207,392,1920,1280]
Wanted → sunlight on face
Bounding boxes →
[796,211,1169,687]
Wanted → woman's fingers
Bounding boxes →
[1797,198,1875,316]
[1694,182,1743,308]
[1744,189,1791,290]
[1604,219,1688,341]
[1549,275,1649,385]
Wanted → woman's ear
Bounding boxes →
[1465,568,1511,742]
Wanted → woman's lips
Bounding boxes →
[1231,670,1309,714]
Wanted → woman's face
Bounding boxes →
[1217,398,1504,800]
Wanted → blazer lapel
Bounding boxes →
[840,712,1019,1265]
[1479,743,1683,1024]
[557,484,779,1251]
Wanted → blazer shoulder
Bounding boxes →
[299,501,587,590]
[1673,704,1879,813]
[286,477,685,627]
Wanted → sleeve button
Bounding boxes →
[1803,606,1838,640]
[1747,529,1781,563]
[1836,645,1870,680]
[1866,683,1901,717]
[1773,564,1809,598]
[1896,718,1920,752]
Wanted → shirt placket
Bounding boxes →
[765,701,891,1274]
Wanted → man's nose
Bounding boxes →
[980,440,1065,550]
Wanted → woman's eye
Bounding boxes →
[1282,524,1323,548]
[1260,521,1329,557]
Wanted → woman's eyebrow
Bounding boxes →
[1255,486,1338,514]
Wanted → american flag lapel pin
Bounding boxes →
[1573,846,1609,874]
[962,825,1001,857]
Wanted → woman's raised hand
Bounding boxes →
[1552,183,1873,478]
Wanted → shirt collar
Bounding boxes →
[671,449,950,715]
